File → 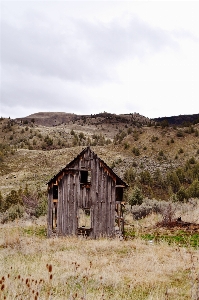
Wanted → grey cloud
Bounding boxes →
[77,17,178,62]
[1,65,93,117]
[0,7,187,118]
[1,13,178,84]
[1,12,110,84]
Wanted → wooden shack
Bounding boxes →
[47,147,128,238]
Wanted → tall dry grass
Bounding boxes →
[1,216,199,299]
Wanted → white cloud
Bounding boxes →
[1,0,199,119]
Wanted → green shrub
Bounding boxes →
[79,132,85,140]
[133,131,139,141]
[151,136,159,142]
[188,157,196,165]
[1,204,24,223]
[161,120,169,128]
[176,168,185,183]
[124,167,136,186]
[129,199,166,220]
[124,142,130,150]
[70,129,75,136]
[139,170,152,185]
[187,180,199,198]
[166,171,181,193]
[127,127,132,135]
[132,147,140,156]
[3,190,22,212]
[35,197,47,218]
[128,186,143,207]
[44,135,53,146]
[176,130,184,137]
[176,187,188,202]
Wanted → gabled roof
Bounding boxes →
[47,146,128,187]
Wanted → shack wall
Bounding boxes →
[48,147,123,238]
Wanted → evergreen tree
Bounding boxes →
[129,186,143,207]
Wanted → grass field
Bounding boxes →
[1,215,199,300]
[1,115,199,299]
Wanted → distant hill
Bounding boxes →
[16,112,76,127]
[16,112,151,127]
[153,114,199,126]
[16,112,199,127]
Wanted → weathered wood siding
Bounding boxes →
[47,186,53,237]
[48,147,124,238]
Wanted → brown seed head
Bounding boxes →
[48,264,52,273]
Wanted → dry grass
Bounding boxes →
[1,217,199,299]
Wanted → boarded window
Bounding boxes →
[78,208,91,228]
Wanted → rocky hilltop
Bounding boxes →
[16,111,151,127]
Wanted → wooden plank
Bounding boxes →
[75,172,80,234]
[111,182,116,236]
[98,166,104,236]
[47,187,53,237]
[63,175,67,235]
[101,170,107,236]
[72,174,77,234]
[68,174,73,235]
[65,174,70,235]
[107,177,112,236]
[57,179,62,235]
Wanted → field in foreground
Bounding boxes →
[1,216,199,300]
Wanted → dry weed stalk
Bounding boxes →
[1,220,199,299]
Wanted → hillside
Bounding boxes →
[1,112,199,299]
[1,112,199,202]
[16,111,151,127]
[153,113,199,126]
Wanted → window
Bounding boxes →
[78,208,91,228]
[53,185,58,199]
[116,187,123,201]
[52,202,57,231]
[80,170,91,184]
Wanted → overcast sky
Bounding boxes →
[1,1,199,119]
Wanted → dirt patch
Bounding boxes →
[157,219,199,233]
